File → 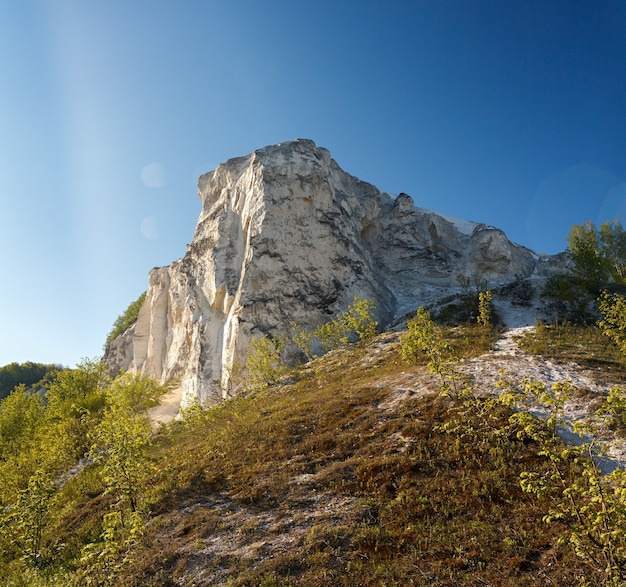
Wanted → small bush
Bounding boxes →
[294,297,378,358]
[399,307,451,366]
[477,290,493,326]
[598,290,626,356]
[498,375,626,585]
[246,335,288,390]
[597,385,626,433]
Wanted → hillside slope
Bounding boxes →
[48,323,626,586]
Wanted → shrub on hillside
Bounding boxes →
[293,296,378,359]
[598,290,626,356]
[105,292,146,347]
[245,335,289,390]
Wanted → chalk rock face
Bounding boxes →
[104,139,552,408]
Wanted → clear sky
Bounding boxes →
[1,0,625,368]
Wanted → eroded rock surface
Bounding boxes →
[104,139,563,408]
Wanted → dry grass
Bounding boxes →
[516,323,626,384]
[104,330,594,586]
[27,325,619,586]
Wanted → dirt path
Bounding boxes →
[462,326,606,395]
[460,327,625,470]
[149,385,183,424]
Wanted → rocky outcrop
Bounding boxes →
[104,139,562,408]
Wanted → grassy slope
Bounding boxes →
[33,325,626,585]
[516,322,626,384]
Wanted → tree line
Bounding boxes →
[0,362,63,402]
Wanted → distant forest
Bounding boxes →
[0,362,64,400]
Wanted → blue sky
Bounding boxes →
[1,0,625,367]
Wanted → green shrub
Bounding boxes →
[88,373,167,513]
[541,273,593,324]
[105,292,146,347]
[246,335,288,390]
[498,375,626,585]
[434,273,490,324]
[477,290,493,326]
[399,307,451,366]
[399,307,474,399]
[294,296,378,358]
[0,468,58,567]
[597,385,626,432]
[569,220,626,290]
[598,290,626,355]
[0,386,46,462]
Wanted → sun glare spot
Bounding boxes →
[141,162,165,188]
[140,216,160,239]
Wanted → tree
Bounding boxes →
[45,358,109,415]
[89,405,152,514]
[0,469,57,567]
[498,375,626,585]
[568,222,608,290]
[477,290,493,326]
[0,385,46,461]
[399,307,451,365]
[88,373,165,513]
[600,221,626,285]
[446,273,490,323]
[43,359,110,468]
[541,273,591,324]
[598,290,626,356]
[77,373,165,586]
[398,307,472,399]
[293,296,378,358]
[0,361,62,401]
[568,220,626,291]
[107,371,166,415]
[246,335,288,390]
[105,291,147,347]
[341,296,378,342]
[78,509,144,587]
[542,221,626,322]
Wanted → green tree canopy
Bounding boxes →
[0,385,46,462]
[599,220,626,284]
[598,290,626,356]
[44,358,109,417]
[0,362,63,401]
[105,291,146,347]
[568,220,626,290]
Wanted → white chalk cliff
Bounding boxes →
[104,139,561,408]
